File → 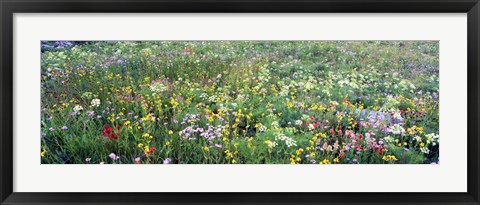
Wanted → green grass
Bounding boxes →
[41,41,439,164]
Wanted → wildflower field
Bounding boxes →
[41,41,439,164]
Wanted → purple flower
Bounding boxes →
[49,127,55,131]
[54,41,73,47]
[61,126,68,131]
[163,158,172,164]
[108,153,119,160]
[87,111,95,117]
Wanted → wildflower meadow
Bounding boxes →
[41,41,439,164]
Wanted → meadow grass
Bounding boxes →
[41,41,439,164]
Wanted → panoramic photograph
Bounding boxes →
[40,41,439,164]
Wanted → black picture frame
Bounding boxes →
[1,0,479,204]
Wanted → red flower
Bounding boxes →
[102,125,112,136]
[103,125,119,140]
[358,134,363,139]
[116,125,121,130]
[147,147,157,155]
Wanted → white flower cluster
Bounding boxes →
[73,105,83,112]
[275,134,297,148]
[271,121,280,129]
[425,133,440,146]
[390,124,405,135]
[199,93,208,100]
[208,95,217,103]
[259,126,267,132]
[397,79,416,93]
[265,140,278,149]
[384,136,394,143]
[91,98,101,107]
[150,82,168,93]
[379,95,400,113]
[420,147,430,154]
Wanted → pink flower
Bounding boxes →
[108,153,119,160]
[135,157,141,164]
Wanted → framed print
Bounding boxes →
[1,0,479,204]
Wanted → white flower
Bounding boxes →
[73,105,83,112]
[426,133,439,146]
[199,93,208,99]
[384,136,393,143]
[413,135,422,141]
[91,99,101,107]
[259,126,267,132]
[271,121,280,129]
[295,120,303,126]
[265,140,277,149]
[390,124,405,135]
[149,82,168,92]
[420,147,430,154]
[275,134,297,147]
[308,124,315,131]
[208,95,217,102]
[393,111,402,120]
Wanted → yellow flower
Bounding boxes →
[168,130,173,135]
[232,159,237,164]
[144,146,150,155]
[295,148,304,155]
[333,157,340,163]
[382,155,398,162]
[123,121,131,126]
[420,142,425,147]
[203,146,209,152]
[137,143,144,148]
[165,141,170,146]
[224,150,233,157]
[287,101,295,108]
[40,149,47,157]
[320,159,331,164]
